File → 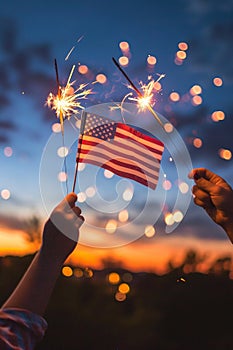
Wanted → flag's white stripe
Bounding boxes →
[79,152,159,185]
[82,143,160,173]
[99,162,156,189]
[81,135,163,164]
[114,136,163,161]
[80,145,159,179]
[80,141,160,176]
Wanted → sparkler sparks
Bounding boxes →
[128,74,165,112]
[46,59,93,194]
[46,61,93,135]
[46,83,92,119]
[112,57,164,128]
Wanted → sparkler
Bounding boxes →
[46,59,93,193]
[112,57,164,128]
[46,60,92,136]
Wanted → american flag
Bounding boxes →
[77,112,164,190]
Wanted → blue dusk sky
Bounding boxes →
[0,0,233,267]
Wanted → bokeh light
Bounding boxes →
[147,55,157,66]
[77,192,87,203]
[85,186,96,197]
[178,42,188,51]
[176,50,186,60]
[118,210,129,223]
[96,73,107,84]
[108,272,120,284]
[119,41,130,52]
[1,189,10,200]
[106,219,117,234]
[58,171,68,182]
[144,225,156,238]
[62,266,73,277]
[163,179,172,190]
[211,110,225,122]
[164,212,174,226]
[191,95,202,106]
[173,210,184,222]
[213,77,223,87]
[4,147,13,157]
[52,123,61,133]
[115,292,126,302]
[78,65,88,75]
[122,188,134,201]
[219,148,232,160]
[164,123,174,133]
[57,146,69,158]
[118,283,130,294]
[74,268,84,278]
[169,92,180,102]
[84,267,94,278]
[122,272,133,283]
[78,163,86,171]
[104,169,114,179]
[178,182,189,194]
[119,56,129,66]
[190,85,202,95]
[193,138,203,148]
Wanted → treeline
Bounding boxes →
[0,251,233,350]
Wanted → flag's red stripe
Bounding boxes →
[79,135,163,164]
[79,149,159,180]
[116,123,164,149]
[79,143,160,175]
[79,146,158,184]
[79,157,156,189]
[115,131,164,155]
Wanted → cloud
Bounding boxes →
[0,120,16,144]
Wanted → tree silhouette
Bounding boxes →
[23,215,42,251]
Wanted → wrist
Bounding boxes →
[38,246,68,267]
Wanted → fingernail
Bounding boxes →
[194,172,200,180]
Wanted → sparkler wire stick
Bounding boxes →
[54,59,68,194]
[112,57,164,128]
[54,59,64,136]
[72,111,86,192]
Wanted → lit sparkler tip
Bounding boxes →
[46,60,93,121]
[112,57,164,128]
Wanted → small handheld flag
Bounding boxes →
[73,111,164,191]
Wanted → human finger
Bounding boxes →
[72,206,82,217]
[189,168,231,189]
[65,192,78,208]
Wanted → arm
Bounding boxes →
[189,168,233,243]
[2,192,84,316]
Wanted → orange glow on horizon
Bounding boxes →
[1,227,233,277]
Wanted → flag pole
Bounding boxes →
[112,57,164,129]
[72,133,83,193]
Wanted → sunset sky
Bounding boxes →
[0,0,233,272]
